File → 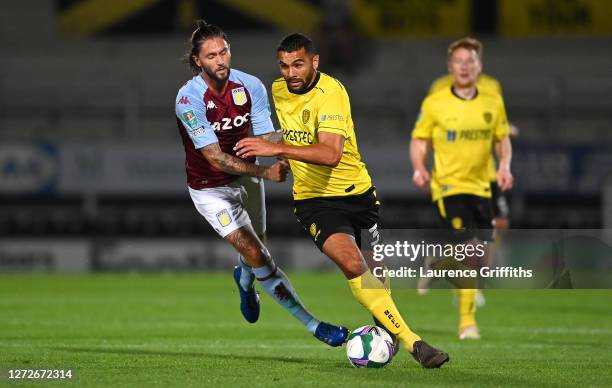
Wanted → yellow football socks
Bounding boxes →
[456,288,477,329]
[348,270,421,352]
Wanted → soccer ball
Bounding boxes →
[346,325,395,368]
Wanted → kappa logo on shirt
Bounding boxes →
[206,100,217,110]
[178,96,190,105]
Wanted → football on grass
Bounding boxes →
[346,325,395,368]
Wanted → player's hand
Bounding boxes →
[264,160,290,182]
[235,138,279,158]
[497,167,513,191]
[509,123,520,139]
[412,168,430,189]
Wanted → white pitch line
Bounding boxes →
[0,342,325,350]
[486,327,612,335]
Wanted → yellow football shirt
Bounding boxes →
[429,73,503,183]
[412,86,510,202]
[272,72,372,200]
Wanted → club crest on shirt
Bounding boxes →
[483,112,493,124]
[232,87,247,106]
[302,109,310,124]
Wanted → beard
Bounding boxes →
[286,68,316,93]
[202,63,230,83]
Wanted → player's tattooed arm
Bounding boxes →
[200,142,288,182]
[257,129,284,144]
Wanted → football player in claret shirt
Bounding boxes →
[175,20,348,346]
[410,37,513,340]
[235,33,449,368]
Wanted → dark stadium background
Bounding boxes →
[1,0,611,272]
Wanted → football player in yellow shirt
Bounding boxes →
[425,70,519,308]
[429,73,519,233]
[410,37,513,340]
[236,33,449,368]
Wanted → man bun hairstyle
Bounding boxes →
[187,20,228,74]
[277,33,316,55]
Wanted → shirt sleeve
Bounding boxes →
[411,98,435,139]
[175,90,218,149]
[246,79,275,136]
[483,75,503,95]
[494,97,510,141]
[428,75,451,95]
[316,89,348,138]
[491,78,503,95]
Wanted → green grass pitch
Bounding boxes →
[1,273,611,387]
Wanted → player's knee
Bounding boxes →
[340,254,367,279]
[244,244,271,267]
[494,217,509,230]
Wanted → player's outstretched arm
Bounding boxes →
[235,131,344,167]
[409,138,431,189]
[495,136,513,191]
[201,143,288,182]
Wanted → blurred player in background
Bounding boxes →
[423,52,520,308]
[410,37,513,340]
[236,33,449,368]
[175,20,348,346]
[429,70,519,236]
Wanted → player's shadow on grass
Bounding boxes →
[51,346,332,366]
